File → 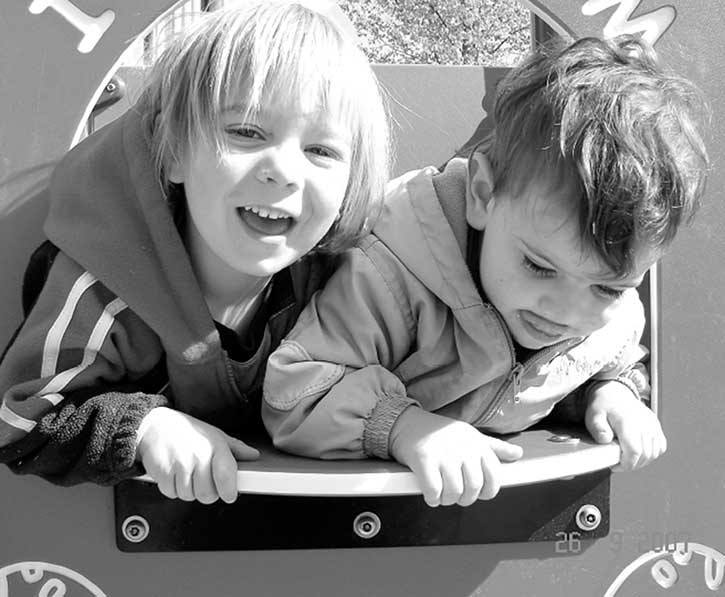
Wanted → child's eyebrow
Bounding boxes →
[221,104,252,117]
[521,240,559,268]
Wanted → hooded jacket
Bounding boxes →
[262,158,649,460]
[0,105,335,485]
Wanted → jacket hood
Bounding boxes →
[373,158,483,311]
[44,105,219,361]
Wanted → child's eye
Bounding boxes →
[306,145,341,160]
[593,284,625,300]
[522,256,556,278]
[225,125,264,140]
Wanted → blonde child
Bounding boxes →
[262,35,709,507]
[0,0,390,504]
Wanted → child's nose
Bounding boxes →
[255,142,304,188]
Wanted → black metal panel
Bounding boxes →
[115,470,609,551]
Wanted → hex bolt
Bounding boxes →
[353,511,381,539]
[575,504,602,532]
[121,515,150,543]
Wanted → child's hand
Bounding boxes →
[135,407,259,504]
[584,381,667,471]
[389,407,523,507]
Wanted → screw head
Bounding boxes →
[575,504,602,531]
[121,515,150,543]
[353,511,381,539]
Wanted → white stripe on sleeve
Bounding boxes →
[0,401,37,432]
[41,271,98,378]
[39,297,127,396]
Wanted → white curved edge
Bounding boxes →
[134,442,620,497]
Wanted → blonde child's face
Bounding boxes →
[468,180,658,350]
[170,96,352,280]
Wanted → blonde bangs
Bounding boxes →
[209,4,371,151]
[149,1,390,250]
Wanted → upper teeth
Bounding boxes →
[243,206,289,220]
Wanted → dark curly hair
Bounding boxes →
[478,35,709,277]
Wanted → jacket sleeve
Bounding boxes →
[550,289,651,423]
[262,242,420,460]
[0,252,169,485]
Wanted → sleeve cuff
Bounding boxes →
[103,393,168,480]
[362,393,417,460]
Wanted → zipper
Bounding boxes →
[475,304,519,424]
[510,362,524,402]
[476,304,574,426]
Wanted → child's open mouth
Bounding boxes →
[237,206,294,236]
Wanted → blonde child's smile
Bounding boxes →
[171,100,352,279]
[237,205,296,237]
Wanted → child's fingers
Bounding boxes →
[650,435,660,463]
[414,461,443,507]
[459,460,484,506]
[486,436,523,461]
[638,428,667,469]
[227,436,260,461]
[152,470,177,500]
[586,410,615,444]
[478,451,503,500]
[141,457,177,500]
[636,432,652,469]
[622,421,668,471]
[655,430,668,459]
[439,464,464,506]
[652,421,667,459]
[191,463,220,504]
[616,426,643,471]
[174,467,195,502]
[212,447,239,504]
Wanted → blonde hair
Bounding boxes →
[141,0,390,252]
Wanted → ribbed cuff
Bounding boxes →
[362,394,417,460]
[104,393,169,478]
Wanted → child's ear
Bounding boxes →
[466,151,494,230]
[167,159,185,184]
[466,150,495,230]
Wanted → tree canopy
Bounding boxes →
[338,0,531,65]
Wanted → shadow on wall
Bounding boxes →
[0,173,51,349]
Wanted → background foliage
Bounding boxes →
[338,0,531,65]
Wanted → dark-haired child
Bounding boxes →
[262,35,709,507]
